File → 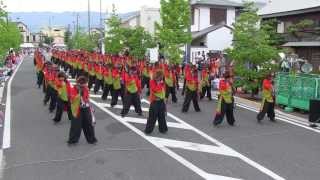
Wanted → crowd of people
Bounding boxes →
[33,49,276,146]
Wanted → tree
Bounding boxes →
[105,5,125,55]
[261,19,285,47]
[156,0,192,64]
[43,36,53,45]
[64,30,72,49]
[126,27,156,60]
[0,1,22,64]
[69,30,96,52]
[225,2,279,95]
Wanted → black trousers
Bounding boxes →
[43,84,51,105]
[200,85,212,100]
[37,71,44,88]
[257,101,275,121]
[182,89,200,112]
[111,86,124,106]
[94,79,104,94]
[102,83,113,100]
[175,75,180,90]
[68,107,97,144]
[141,76,150,95]
[49,88,57,112]
[165,85,177,103]
[121,92,142,116]
[214,99,235,126]
[53,98,73,122]
[182,79,186,95]
[145,100,167,134]
[88,75,96,90]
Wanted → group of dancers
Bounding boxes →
[33,49,276,145]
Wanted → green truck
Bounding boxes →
[275,72,320,112]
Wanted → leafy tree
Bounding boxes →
[0,1,22,64]
[43,35,53,45]
[261,19,285,47]
[156,0,192,64]
[69,30,96,52]
[225,2,279,95]
[105,5,125,55]
[64,30,72,49]
[126,27,156,60]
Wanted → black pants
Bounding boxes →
[68,107,97,144]
[102,84,113,100]
[43,85,51,105]
[88,75,96,90]
[145,100,167,134]
[165,85,177,103]
[71,67,76,79]
[49,88,57,112]
[111,86,124,106]
[214,99,235,126]
[121,92,142,116]
[37,71,44,88]
[182,89,200,112]
[53,98,73,122]
[175,75,180,90]
[182,79,186,95]
[141,76,150,95]
[200,85,212,100]
[94,79,104,94]
[257,101,275,121]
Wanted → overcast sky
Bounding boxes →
[5,0,161,13]
[5,0,269,13]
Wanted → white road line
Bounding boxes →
[96,102,149,112]
[3,59,24,149]
[140,99,285,180]
[123,116,192,130]
[90,99,242,180]
[147,137,238,157]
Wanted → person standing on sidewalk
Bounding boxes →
[257,74,276,123]
[213,72,235,126]
[145,70,168,134]
[68,76,98,145]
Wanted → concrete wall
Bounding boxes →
[140,7,160,35]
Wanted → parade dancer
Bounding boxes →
[52,72,73,123]
[200,65,212,100]
[111,64,124,107]
[165,65,177,103]
[121,67,143,117]
[213,72,235,126]
[145,70,168,134]
[102,63,113,100]
[141,62,151,96]
[257,74,275,123]
[68,76,98,145]
[182,65,201,113]
[94,62,104,94]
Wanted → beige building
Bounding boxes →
[16,22,42,47]
[40,26,66,44]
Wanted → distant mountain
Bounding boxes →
[8,11,134,32]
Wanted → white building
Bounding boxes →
[190,0,242,61]
[120,6,161,35]
[16,22,42,47]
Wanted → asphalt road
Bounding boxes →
[1,55,320,180]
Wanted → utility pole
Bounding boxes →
[76,13,79,33]
[88,0,91,36]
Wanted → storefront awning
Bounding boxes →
[282,41,320,47]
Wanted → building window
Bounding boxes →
[33,35,36,42]
[210,8,227,25]
[191,8,195,25]
[277,21,284,33]
[26,35,29,42]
